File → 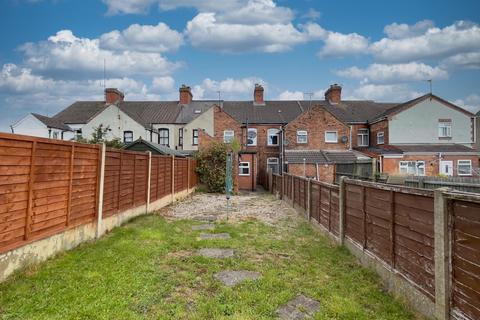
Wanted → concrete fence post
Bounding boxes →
[187,158,191,193]
[307,178,311,220]
[291,174,294,205]
[434,187,451,320]
[338,176,347,245]
[171,155,175,203]
[146,151,152,213]
[96,143,106,238]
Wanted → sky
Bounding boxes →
[1,0,480,132]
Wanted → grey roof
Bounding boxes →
[357,144,477,155]
[123,138,186,157]
[285,150,366,164]
[32,113,72,131]
[174,101,217,124]
[476,110,480,116]
[53,101,107,124]
[222,100,397,124]
[117,101,180,126]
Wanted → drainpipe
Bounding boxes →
[349,125,353,150]
[316,163,319,180]
[303,158,306,177]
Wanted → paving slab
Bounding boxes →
[276,295,320,320]
[191,224,215,231]
[193,215,217,222]
[213,270,262,287]
[198,248,235,258]
[199,233,230,240]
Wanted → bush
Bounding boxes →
[195,141,229,193]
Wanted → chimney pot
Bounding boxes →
[325,84,342,104]
[179,85,193,104]
[254,84,265,105]
[105,88,124,104]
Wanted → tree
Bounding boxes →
[77,124,124,149]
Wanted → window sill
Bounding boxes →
[438,137,452,140]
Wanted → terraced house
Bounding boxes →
[11,84,479,189]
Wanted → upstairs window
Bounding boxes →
[267,128,279,146]
[458,160,472,176]
[158,128,169,146]
[123,131,133,143]
[223,130,234,143]
[357,128,369,147]
[399,161,425,176]
[192,129,199,145]
[52,131,59,139]
[438,120,452,138]
[178,128,183,146]
[377,132,385,145]
[247,128,257,146]
[296,130,308,144]
[325,131,338,143]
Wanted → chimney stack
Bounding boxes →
[325,84,342,104]
[105,88,124,104]
[179,85,193,104]
[254,84,265,105]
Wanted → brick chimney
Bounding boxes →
[254,84,265,105]
[325,84,342,104]
[105,88,124,104]
[179,85,193,104]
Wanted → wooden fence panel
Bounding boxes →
[150,156,159,202]
[154,156,171,199]
[133,154,147,206]
[174,158,188,192]
[118,152,135,211]
[330,188,340,236]
[102,150,121,217]
[189,160,198,188]
[451,199,480,320]
[345,183,364,245]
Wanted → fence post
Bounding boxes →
[291,174,294,205]
[338,176,347,245]
[171,155,175,203]
[307,179,311,220]
[146,151,152,213]
[434,187,451,320]
[96,143,106,238]
[187,158,191,193]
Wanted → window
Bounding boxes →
[297,130,308,144]
[267,128,279,146]
[178,128,183,146]
[438,120,452,138]
[192,129,199,145]
[377,132,385,145]
[357,128,369,147]
[194,109,201,114]
[123,131,133,143]
[247,128,257,146]
[458,160,472,176]
[399,161,425,176]
[239,162,250,176]
[158,128,169,146]
[325,131,338,143]
[223,130,234,143]
[75,130,82,140]
[267,157,279,174]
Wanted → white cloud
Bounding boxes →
[103,0,156,15]
[277,90,304,100]
[348,83,421,102]
[336,63,448,84]
[19,30,181,80]
[302,8,321,20]
[370,21,480,63]
[454,94,480,114]
[440,52,480,70]
[185,13,320,53]
[318,31,369,58]
[151,76,175,93]
[383,20,435,39]
[100,23,183,53]
[192,77,265,99]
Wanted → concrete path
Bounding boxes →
[213,270,262,287]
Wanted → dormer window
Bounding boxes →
[194,109,201,114]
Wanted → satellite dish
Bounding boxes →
[341,136,348,143]
[248,131,257,139]
[284,140,290,146]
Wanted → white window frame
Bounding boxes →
[377,132,385,145]
[192,129,199,146]
[223,130,234,143]
[267,157,279,175]
[52,131,59,139]
[267,128,280,146]
[438,121,452,138]
[325,131,338,143]
[357,128,369,147]
[247,128,257,146]
[296,130,308,144]
[399,160,425,176]
[158,128,169,146]
[239,162,250,176]
[457,160,472,176]
[123,130,133,143]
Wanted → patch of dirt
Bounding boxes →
[159,190,298,225]
[165,250,193,259]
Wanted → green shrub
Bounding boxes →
[195,141,229,193]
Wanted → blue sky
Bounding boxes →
[1,0,479,131]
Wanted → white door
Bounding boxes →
[440,161,453,176]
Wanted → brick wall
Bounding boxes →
[288,163,335,183]
[284,106,349,150]
[369,120,389,147]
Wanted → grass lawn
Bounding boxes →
[0,209,420,319]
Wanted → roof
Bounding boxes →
[123,138,187,157]
[371,94,475,122]
[31,113,72,131]
[285,150,368,164]
[357,144,477,155]
[53,101,107,124]
[175,101,216,124]
[117,101,180,126]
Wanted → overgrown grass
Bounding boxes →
[0,212,420,319]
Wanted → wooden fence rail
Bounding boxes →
[268,172,480,320]
[0,133,199,255]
